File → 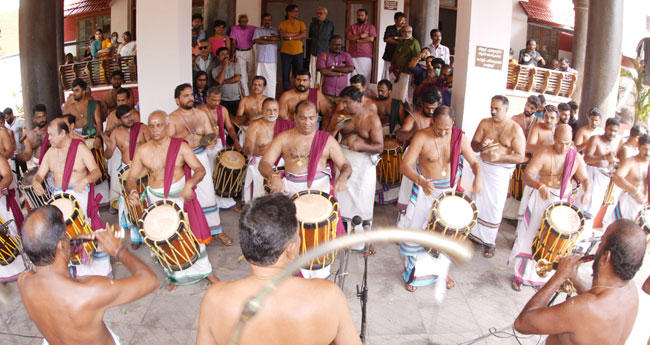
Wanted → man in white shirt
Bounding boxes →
[426,29,449,65]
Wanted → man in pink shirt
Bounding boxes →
[346,9,376,83]
[230,14,257,96]
[317,35,355,103]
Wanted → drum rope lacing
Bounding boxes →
[295,190,339,271]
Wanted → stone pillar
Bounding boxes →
[571,0,588,104]
[204,0,235,38]
[451,0,512,138]
[578,0,623,126]
[19,0,62,128]
[55,0,65,109]
[136,0,192,121]
[409,0,439,47]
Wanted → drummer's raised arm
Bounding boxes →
[103,130,118,159]
[259,132,284,179]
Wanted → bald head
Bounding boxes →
[555,124,572,141]
[295,99,316,116]
[22,206,67,266]
[148,110,168,125]
[598,219,647,281]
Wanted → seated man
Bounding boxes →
[196,194,362,345]
[514,219,647,345]
[18,206,158,345]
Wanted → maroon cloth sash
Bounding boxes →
[216,105,228,148]
[273,119,296,166]
[38,133,50,165]
[62,139,104,230]
[449,127,464,191]
[128,122,142,161]
[308,88,318,107]
[647,161,650,204]
[559,148,577,200]
[6,189,23,234]
[165,138,211,243]
[306,131,330,188]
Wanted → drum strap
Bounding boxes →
[216,105,227,148]
[128,122,142,161]
[449,126,464,190]
[647,161,650,204]
[307,130,330,189]
[166,137,212,243]
[308,88,318,108]
[38,132,50,165]
[5,189,24,234]
[389,99,401,134]
[82,100,98,136]
[62,139,82,191]
[559,148,577,200]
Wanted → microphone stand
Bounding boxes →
[356,219,371,343]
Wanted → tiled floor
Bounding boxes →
[0,201,648,345]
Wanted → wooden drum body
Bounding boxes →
[0,221,20,266]
[509,163,526,200]
[213,148,248,198]
[426,190,478,241]
[376,136,403,185]
[49,193,97,265]
[19,167,52,210]
[532,201,584,262]
[118,165,148,224]
[292,190,339,270]
[138,200,200,272]
[85,138,109,184]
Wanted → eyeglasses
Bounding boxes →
[199,46,209,50]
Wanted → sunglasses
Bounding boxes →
[199,46,209,50]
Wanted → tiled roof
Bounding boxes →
[64,0,111,17]
[519,0,575,30]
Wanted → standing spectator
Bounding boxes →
[279,4,306,92]
[65,53,75,64]
[253,13,280,98]
[381,12,406,81]
[558,57,576,73]
[110,32,121,56]
[194,40,218,87]
[212,47,242,115]
[208,20,231,57]
[193,71,209,106]
[117,31,137,57]
[426,29,450,65]
[317,35,355,104]
[3,107,24,175]
[308,7,335,88]
[230,14,257,97]
[90,28,112,59]
[547,58,559,70]
[346,9,376,83]
[390,25,420,103]
[192,13,206,43]
[83,36,95,61]
[518,39,545,66]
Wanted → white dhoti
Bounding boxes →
[308,55,322,89]
[235,49,255,96]
[257,62,277,98]
[243,155,264,203]
[146,177,214,285]
[108,148,122,209]
[94,180,109,207]
[611,191,644,223]
[393,74,412,104]
[398,174,456,301]
[352,57,372,82]
[381,60,394,81]
[283,168,333,279]
[0,195,25,282]
[193,147,224,234]
[336,147,378,221]
[116,163,143,245]
[469,157,515,247]
[208,145,236,210]
[52,185,113,279]
[576,165,610,219]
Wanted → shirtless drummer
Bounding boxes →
[17,104,48,167]
[526,105,558,154]
[278,69,332,128]
[19,206,158,345]
[127,111,220,291]
[396,89,440,145]
[374,79,407,134]
[62,79,103,149]
[235,76,267,131]
[611,133,650,223]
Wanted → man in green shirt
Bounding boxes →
[390,25,420,103]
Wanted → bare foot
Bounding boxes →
[214,232,233,246]
[206,275,220,284]
[405,283,417,292]
[446,277,455,289]
[167,284,178,293]
[511,278,522,292]
[233,205,243,213]
[368,244,376,255]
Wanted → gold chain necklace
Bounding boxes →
[433,134,448,177]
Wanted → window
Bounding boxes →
[526,24,558,67]
[76,14,111,58]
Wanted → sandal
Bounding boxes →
[214,232,233,246]
[405,283,418,292]
[446,277,455,289]
[483,245,495,258]
[511,278,522,292]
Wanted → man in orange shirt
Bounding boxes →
[278,4,306,91]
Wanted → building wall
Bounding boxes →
[110,0,130,35]
[236,0,261,26]
[510,0,528,54]
[622,0,650,58]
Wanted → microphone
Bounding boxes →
[550,254,595,270]
[361,220,371,231]
[352,216,362,227]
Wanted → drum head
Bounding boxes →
[294,194,333,223]
[51,198,75,219]
[384,137,400,151]
[548,205,581,234]
[220,150,246,169]
[437,195,474,228]
[21,168,39,186]
[142,204,180,241]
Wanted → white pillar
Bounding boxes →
[136,0,192,122]
[451,0,512,138]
